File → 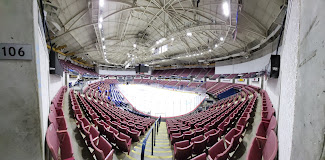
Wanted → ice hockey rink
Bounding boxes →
[118,84,206,117]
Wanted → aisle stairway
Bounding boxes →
[118,122,173,160]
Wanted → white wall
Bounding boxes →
[276,1,300,159]
[248,78,262,88]
[49,74,64,101]
[215,53,271,74]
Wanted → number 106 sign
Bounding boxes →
[0,43,32,60]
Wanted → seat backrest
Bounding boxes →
[191,135,204,142]
[263,130,278,160]
[91,136,105,160]
[204,129,216,137]
[98,136,112,158]
[267,116,277,134]
[46,124,59,160]
[247,138,262,160]
[225,128,236,142]
[109,126,119,134]
[175,140,190,148]
[119,132,131,142]
[209,139,226,159]
[89,126,100,138]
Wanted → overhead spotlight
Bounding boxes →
[102,37,105,41]
[223,1,230,17]
[209,49,212,52]
[99,17,103,23]
[187,32,192,36]
[220,37,224,41]
[103,45,106,49]
[99,0,104,7]
[133,44,137,48]
[98,23,102,29]
[104,52,106,55]
[171,37,175,41]
[201,52,204,55]
[177,57,180,58]
[215,44,218,48]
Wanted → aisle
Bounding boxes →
[118,122,173,160]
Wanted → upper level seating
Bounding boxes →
[190,68,203,78]
[173,69,184,76]
[176,81,190,87]
[226,74,238,79]
[167,81,179,86]
[206,68,215,78]
[196,68,209,79]
[188,82,201,88]
[59,60,98,76]
[179,69,193,77]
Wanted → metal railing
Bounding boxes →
[141,116,161,160]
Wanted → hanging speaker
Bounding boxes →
[270,55,280,78]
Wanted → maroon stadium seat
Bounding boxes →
[115,132,132,154]
[191,135,208,155]
[208,138,233,160]
[256,116,277,138]
[90,136,114,160]
[174,140,193,160]
[46,124,74,160]
[247,130,278,160]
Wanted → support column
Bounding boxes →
[0,0,49,159]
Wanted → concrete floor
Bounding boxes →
[62,88,262,160]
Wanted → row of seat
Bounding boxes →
[247,90,278,160]
[46,86,75,160]
[70,90,114,160]
[167,87,258,159]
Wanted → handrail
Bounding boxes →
[141,116,161,160]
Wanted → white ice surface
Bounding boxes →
[118,84,205,117]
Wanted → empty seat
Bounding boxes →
[46,124,74,160]
[256,116,277,138]
[225,125,244,152]
[171,133,183,145]
[194,128,205,137]
[174,140,193,160]
[49,111,67,131]
[206,130,220,147]
[90,136,114,160]
[208,139,234,160]
[84,126,100,146]
[247,130,278,160]
[127,128,141,142]
[191,153,207,160]
[183,130,195,141]
[191,135,208,155]
[115,132,132,154]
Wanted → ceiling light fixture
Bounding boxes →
[99,0,104,7]
[171,37,175,41]
[220,37,224,41]
[102,37,105,41]
[187,32,192,36]
[133,44,137,48]
[215,44,218,48]
[99,17,103,23]
[103,46,106,49]
[209,49,212,52]
[223,1,230,17]
[98,23,102,29]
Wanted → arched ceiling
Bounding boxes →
[44,0,285,68]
